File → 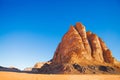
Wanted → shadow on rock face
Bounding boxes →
[99,66,115,72]
[73,64,86,73]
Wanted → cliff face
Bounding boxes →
[52,22,114,64]
[38,22,120,74]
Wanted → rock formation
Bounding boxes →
[0,66,21,72]
[23,61,51,73]
[52,22,116,64]
[38,22,120,74]
[24,67,33,71]
[34,62,45,68]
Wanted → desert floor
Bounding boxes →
[0,71,120,80]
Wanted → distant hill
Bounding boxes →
[0,66,21,72]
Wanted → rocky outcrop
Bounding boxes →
[0,66,21,72]
[38,63,120,74]
[75,23,92,60]
[87,32,104,62]
[34,62,47,68]
[52,22,116,64]
[24,67,32,71]
[53,26,88,64]
[38,22,120,74]
[99,38,114,63]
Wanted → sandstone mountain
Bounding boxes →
[53,23,115,64]
[36,22,120,74]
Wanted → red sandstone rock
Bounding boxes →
[87,33,104,62]
[52,22,118,65]
[99,38,114,63]
[75,23,92,60]
[38,22,120,74]
[53,26,87,64]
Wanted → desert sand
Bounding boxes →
[0,71,120,80]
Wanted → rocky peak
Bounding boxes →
[38,22,120,74]
[52,22,116,64]
[75,23,92,60]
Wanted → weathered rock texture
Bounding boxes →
[52,22,116,64]
[38,22,120,74]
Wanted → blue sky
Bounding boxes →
[0,0,120,70]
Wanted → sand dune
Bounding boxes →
[0,71,120,80]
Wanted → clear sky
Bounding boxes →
[0,0,120,70]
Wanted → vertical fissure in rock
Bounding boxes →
[75,22,92,60]
[86,31,94,58]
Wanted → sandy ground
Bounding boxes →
[0,71,120,80]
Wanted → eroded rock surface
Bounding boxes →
[53,22,116,64]
[38,22,120,74]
